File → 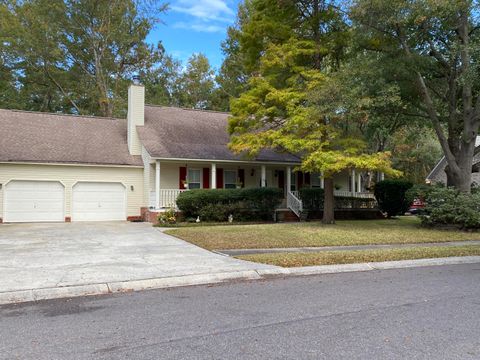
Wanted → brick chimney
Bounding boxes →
[127,81,145,156]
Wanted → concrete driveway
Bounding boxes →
[0,222,275,299]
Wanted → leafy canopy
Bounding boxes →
[227,6,399,179]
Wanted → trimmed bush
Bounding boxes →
[421,187,480,229]
[374,180,413,217]
[299,188,325,211]
[176,188,283,222]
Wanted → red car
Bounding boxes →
[409,198,425,214]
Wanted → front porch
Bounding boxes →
[144,159,376,218]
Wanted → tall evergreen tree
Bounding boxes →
[179,53,215,109]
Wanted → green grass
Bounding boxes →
[235,245,480,267]
[165,217,480,250]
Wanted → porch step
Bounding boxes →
[275,209,301,222]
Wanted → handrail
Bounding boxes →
[287,190,303,218]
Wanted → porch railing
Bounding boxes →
[334,191,375,199]
[292,190,374,199]
[149,189,186,209]
[287,190,303,218]
[149,188,375,211]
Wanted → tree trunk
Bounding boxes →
[323,177,335,224]
[446,162,473,193]
[444,139,475,193]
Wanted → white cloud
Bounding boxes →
[173,21,225,33]
[171,0,234,23]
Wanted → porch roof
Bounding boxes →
[138,106,301,164]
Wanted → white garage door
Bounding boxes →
[72,182,126,221]
[4,180,64,222]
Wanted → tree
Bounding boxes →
[179,53,215,109]
[227,1,399,223]
[211,26,249,111]
[389,127,442,184]
[350,0,480,192]
[142,50,183,106]
[329,52,441,185]
[0,0,166,116]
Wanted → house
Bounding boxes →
[426,137,480,186]
[0,83,370,223]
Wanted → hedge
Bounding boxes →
[176,188,283,222]
[374,180,413,217]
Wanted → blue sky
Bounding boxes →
[147,0,241,71]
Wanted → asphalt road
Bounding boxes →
[1,264,479,360]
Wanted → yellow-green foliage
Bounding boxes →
[228,33,400,179]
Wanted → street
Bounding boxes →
[1,264,479,359]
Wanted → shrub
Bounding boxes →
[176,188,283,222]
[421,187,480,229]
[299,188,325,210]
[157,207,177,225]
[374,180,413,217]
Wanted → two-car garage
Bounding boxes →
[0,162,144,224]
[3,180,127,223]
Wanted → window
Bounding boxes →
[224,170,237,189]
[188,169,201,189]
[311,173,322,188]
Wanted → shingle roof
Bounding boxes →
[426,136,480,181]
[138,106,301,163]
[0,109,142,166]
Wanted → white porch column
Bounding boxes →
[357,173,362,193]
[380,172,385,181]
[211,163,217,189]
[320,172,324,189]
[155,160,161,209]
[286,166,292,192]
[351,169,356,193]
[261,165,267,187]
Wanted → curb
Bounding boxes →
[0,271,261,306]
[1,256,480,306]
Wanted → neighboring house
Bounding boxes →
[0,84,370,223]
[426,137,480,186]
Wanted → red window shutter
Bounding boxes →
[203,168,210,189]
[216,168,224,189]
[238,169,245,188]
[179,167,187,189]
[304,172,310,186]
[297,171,304,189]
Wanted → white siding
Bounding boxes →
[0,163,144,221]
[145,162,287,191]
[141,145,152,205]
[127,84,145,156]
[333,170,350,191]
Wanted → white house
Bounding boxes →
[0,83,369,223]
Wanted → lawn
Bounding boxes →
[165,217,480,250]
[236,245,480,267]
